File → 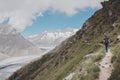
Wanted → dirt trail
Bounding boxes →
[98,49,113,80]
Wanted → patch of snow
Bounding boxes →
[63,72,75,80]
[28,34,38,38]
[28,28,78,48]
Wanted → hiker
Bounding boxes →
[104,36,109,52]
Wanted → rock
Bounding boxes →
[102,0,120,17]
[54,61,59,68]
[105,63,108,64]
[63,72,75,80]
[108,9,113,16]
[112,22,117,28]
[102,66,105,68]
[84,54,94,60]
[117,35,120,41]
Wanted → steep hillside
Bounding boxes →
[8,0,120,80]
[0,24,42,57]
[109,37,120,80]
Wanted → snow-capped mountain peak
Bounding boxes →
[0,24,17,35]
[28,28,78,48]
[0,24,42,57]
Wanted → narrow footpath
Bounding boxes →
[98,49,113,80]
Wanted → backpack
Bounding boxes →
[104,37,109,44]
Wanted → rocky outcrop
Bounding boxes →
[101,0,120,17]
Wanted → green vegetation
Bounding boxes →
[71,49,105,80]
[34,41,102,80]
[109,43,120,80]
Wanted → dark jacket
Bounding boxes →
[104,37,109,45]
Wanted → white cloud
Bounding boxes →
[0,0,104,32]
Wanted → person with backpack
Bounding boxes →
[104,36,109,52]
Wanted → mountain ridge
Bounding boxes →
[28,28,78,48]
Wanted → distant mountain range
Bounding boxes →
[0,25,78,60]
[0,24,42,60]
[28,28,78,49]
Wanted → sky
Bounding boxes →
[0,0,106,37]
[21,9,98,37]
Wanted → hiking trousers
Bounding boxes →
[105,44,109,52]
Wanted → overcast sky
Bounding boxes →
[0,0,106,36]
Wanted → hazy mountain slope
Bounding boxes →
[0,24,47,80]
[8,0,120,80]
[0,24,42,57]
[28,28,78,48]
[0,52,9,60]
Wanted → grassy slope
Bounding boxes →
[8,0,120,80]
[71,49,105,80]
[109,41,120,80]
